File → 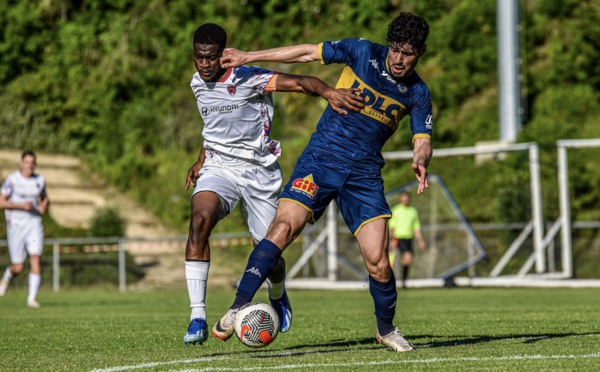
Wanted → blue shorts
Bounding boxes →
[278,150,391,235]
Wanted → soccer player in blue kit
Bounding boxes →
[217,12,433,351]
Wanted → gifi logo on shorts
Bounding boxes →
[291,174,319,198]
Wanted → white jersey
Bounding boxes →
[1,171,46,226]
[191,66,281,166]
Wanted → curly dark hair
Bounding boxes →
[387,13,429,50]
[193,23,227,51]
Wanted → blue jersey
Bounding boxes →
[279,38,433,234]
[309,38,433,169]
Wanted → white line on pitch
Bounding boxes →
[89,334,600,372]
[170,353,600,371]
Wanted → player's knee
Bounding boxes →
[11,264,24,276]
[267,220,296,245]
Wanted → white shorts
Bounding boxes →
[6,217,44,264]
[192,151,282,242]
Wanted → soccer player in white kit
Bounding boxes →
[0,150,50,308]
[182,23,364,345]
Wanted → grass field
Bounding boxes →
[1,287,599,371]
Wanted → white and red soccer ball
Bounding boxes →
[234,302,280,348]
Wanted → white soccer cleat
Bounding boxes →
[212,308,238,341]
[0,277,8,297]
[27,299,41,308]
[376,328,416,352]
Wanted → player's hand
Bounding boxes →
[221,48,247,69]
[411,162,429,194]
[21,201,34,211]
[37,198,49,214]
[185,162,203,190]
[322,88,365,115]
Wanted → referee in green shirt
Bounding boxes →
[388,192,426,288]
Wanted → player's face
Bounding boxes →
[20,155,36,178]
[193,43,225,82]
[387,42,425,80]
[400,193,410,206]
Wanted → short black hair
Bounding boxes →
[387,13,429,51]
[21,150,36,160]
[193,23,227,51]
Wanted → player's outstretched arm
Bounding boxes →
[185,146,206,190]
[411,137,432,194]
[221,44,320,68]
[275,74,365,115]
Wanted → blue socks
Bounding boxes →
[232,239,282,309]
[369,272,397,336]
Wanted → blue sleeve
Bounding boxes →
[320,38,370,66]
[409,85,433,137]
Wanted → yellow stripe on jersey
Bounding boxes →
[335,66,406,131]
[412,133,431,143]
[318,42,325,64]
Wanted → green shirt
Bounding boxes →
[388,204,421,239]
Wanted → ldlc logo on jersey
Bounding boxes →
[227,85,236,96]
[336,67,406,131]
[291,174,319,198]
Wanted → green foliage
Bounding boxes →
[1,0,600,268]
[88,205,127,237]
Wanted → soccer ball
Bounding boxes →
[234,301,280,348]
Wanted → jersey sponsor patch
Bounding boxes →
[290,174,319,198]
[335,67,406,131]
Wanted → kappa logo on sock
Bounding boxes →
[245,267,262,278]
[388,301,397,309]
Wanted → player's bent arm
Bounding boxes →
[274,74,364,115]
[37,193,50,215]
[185,146,206,190]
[0,194,33,210]
[221,44,320,68]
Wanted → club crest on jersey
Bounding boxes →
[227,85,236,96]
[291,174,319,198]
[397,83,407,93]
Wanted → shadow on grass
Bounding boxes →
[414,331,599,348]
[197,331,598,359]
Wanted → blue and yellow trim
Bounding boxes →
[353,214,392,236]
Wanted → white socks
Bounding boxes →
[3,267,13,281]
[28,273,41,302]
[267,277,286,300]
[185,261,210,321]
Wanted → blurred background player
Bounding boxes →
[182,23,364,346]
[217,12,432,352]
[388,192,426,288]
[0,150,50,308]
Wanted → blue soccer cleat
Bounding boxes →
[183,318,208,346]
[269,292,292,333]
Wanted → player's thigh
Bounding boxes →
[336,170,391,235]
[266,200,313,247]
[7,224,28,264]
[240,163,283,242]
[278,152,343,224]
[193,163,242,222]
[355,218,390,269]
[24,222,44,257]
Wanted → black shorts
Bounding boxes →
[397,239,413,253]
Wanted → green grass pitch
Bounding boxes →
[0,287,598,371]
